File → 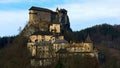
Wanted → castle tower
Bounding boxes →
[29,6,52,24]
[85,34,92,43]
[84,34,93,52]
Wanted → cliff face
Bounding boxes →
[21,6,72,37]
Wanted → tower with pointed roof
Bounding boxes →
[84,34,93,52]
[85,34,92,43]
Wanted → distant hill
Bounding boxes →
[64,23,120,50]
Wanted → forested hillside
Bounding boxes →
[0,36,15,49]
[64,23,120,50]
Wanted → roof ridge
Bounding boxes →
[29,6,54,12]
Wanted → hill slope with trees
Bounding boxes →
[63,23,120,49]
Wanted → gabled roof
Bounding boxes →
[29,6,53,12]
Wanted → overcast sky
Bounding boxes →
[0,0,120,37]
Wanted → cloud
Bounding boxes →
[49,0,120,30]
[63,2,119,17]
[0,0,49,3]
[53,0,120,23]
[0,10,28,36]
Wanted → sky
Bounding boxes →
[0,0,120,37]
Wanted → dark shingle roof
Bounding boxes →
[54,39,68,44]
[33,31,53,35]
[29,6,53,12]
[35,41,51,46]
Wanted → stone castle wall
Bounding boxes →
[29,10,51,24]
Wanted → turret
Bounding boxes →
[85,34,92,43]
[84,34,93,52]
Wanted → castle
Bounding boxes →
[26,6,98,66]
[22,6,71,37]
